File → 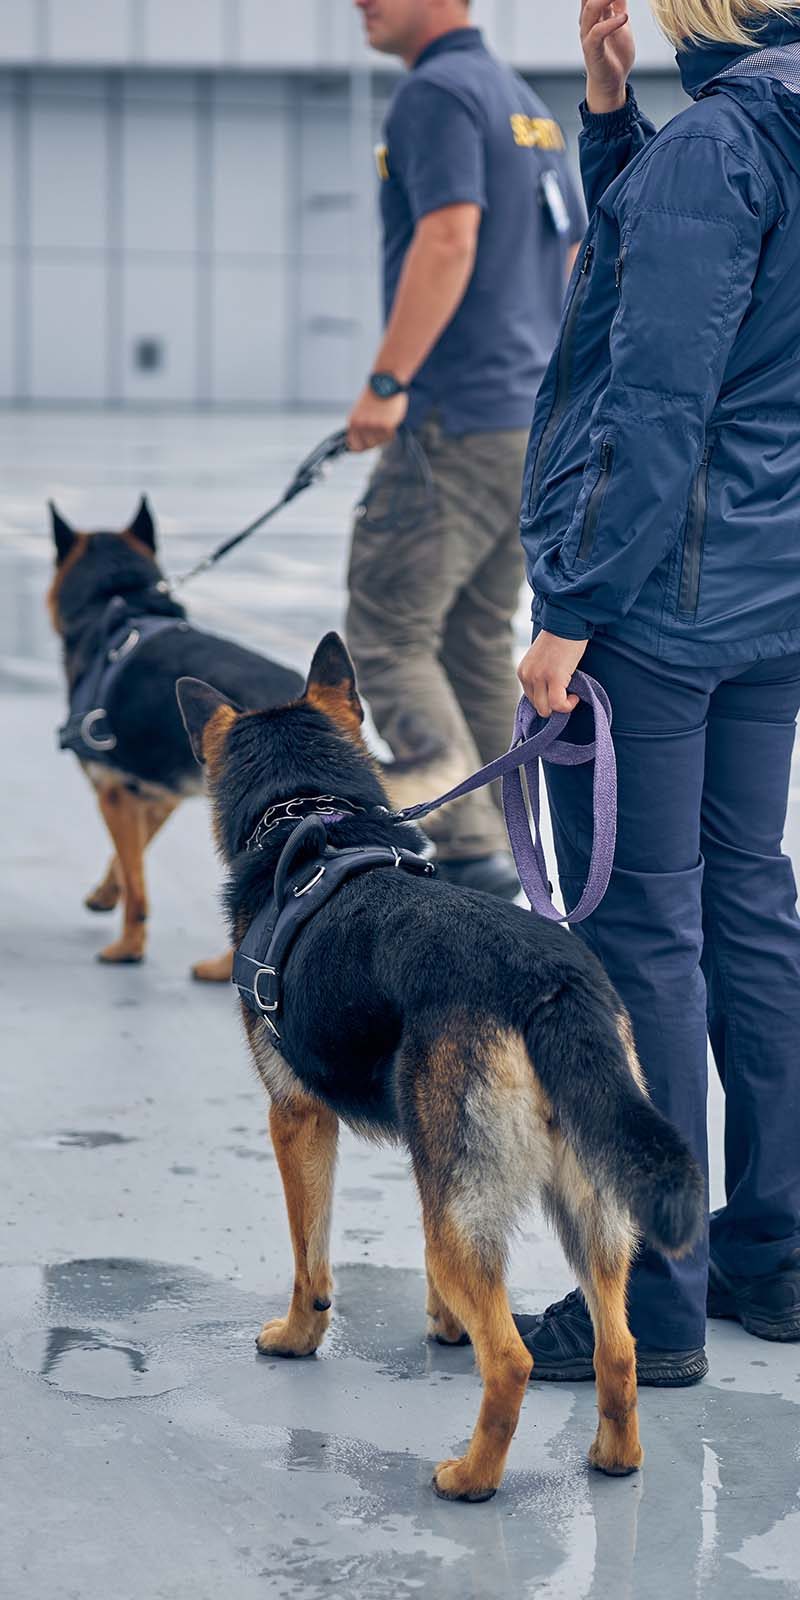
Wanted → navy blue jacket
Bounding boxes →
[520,20,800,665]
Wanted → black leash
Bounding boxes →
[158,424,435,592]
[160,427,351,592]
[58,425,434,760]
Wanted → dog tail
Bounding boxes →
[525,982,704,1257]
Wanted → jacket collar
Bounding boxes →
[413,27,484,70]
[677,15,800,97]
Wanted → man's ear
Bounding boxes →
[49,502,77,564]
[304,631,364,730]
[128,494,156,551]
[176,677,240,766]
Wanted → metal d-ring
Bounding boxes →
[252,965,279,1013]
[108,627,140,663]
[80,708,117,752]
[293,865,326,897]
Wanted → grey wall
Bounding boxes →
[0,0,677,72]
[0,68,385,405]
[0,2,686,409]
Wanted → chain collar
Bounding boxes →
[244,795,368,854]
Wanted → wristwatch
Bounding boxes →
[369,371,409,399]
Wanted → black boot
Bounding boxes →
[707,1251,800,1341]
[513,1289,708,1387]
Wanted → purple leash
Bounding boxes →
[395,670,616,924]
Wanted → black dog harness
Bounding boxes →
[59,594,188,760]
[233,813,435,1051]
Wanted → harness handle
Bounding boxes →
[396,670,616,924]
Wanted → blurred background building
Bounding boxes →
[0,0,686,409]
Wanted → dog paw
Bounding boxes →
[255,1316,323,1359]
[84,885,120,913]
[588,1432,643,1477]
[427,1312,470,1347]
[97,938,145,965]
[191,950,234,984]
[432,1457,498,1503]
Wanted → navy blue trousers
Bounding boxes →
[545,636,800,1349]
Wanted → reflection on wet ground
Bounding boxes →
[2,412,799,1600]
[3,1254,799,1599]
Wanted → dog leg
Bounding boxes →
[583,1255,643,1476]
[426,1248,468,1346]
[95,785,149,963]
[426,1223,532,1502]
[257,1095,338,1358]
[191,948,234,984]
[85,854,121,913]
[546,1138,643,1476]
[87,793,178,922]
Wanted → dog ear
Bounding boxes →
[128,495,156,551]
[304,632,364,730]
[176,677,240,766]
[49,502,77,564]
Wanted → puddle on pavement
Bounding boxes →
[20,1130,137,1150]
[11,1256,260,1401]
[31,1325,186,1398]
[328,1263,473,1383]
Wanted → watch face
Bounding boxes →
[371,372,399,398]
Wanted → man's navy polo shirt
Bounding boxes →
[377,28,585,435]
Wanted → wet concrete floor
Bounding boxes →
[1,411,799,1600]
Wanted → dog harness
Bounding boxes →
[58,594,188,761]
[233,812,435,1050]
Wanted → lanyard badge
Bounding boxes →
[540,169,570,237]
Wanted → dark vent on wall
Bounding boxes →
[133,339,164,373]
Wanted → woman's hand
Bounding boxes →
[580,0,636,114]
[517,632,589,719]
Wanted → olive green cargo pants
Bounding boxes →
[346,417,528,860]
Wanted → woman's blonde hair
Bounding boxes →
[651,0,800,47]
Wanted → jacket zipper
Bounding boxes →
[678,443,713,616]
[526,242,595,516]
[614,249,626,291]
[577,440,613,563]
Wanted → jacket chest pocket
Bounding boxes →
[676,443,713,618]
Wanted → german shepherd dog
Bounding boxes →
[48,498,302,975]
[177,633,704,1503]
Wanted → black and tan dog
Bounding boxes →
[48,498,302,975]
[177,634,704,1503]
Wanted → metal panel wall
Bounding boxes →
[0,0,677,70]
[0,47,684,408]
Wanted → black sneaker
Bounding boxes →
[707,1252,800,1341]
[513,1289,708,1387]
[436,852,521,901]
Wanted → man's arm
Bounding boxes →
[347,202,480,453]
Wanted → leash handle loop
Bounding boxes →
[397,670,616,925]
[501,671,616,924]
